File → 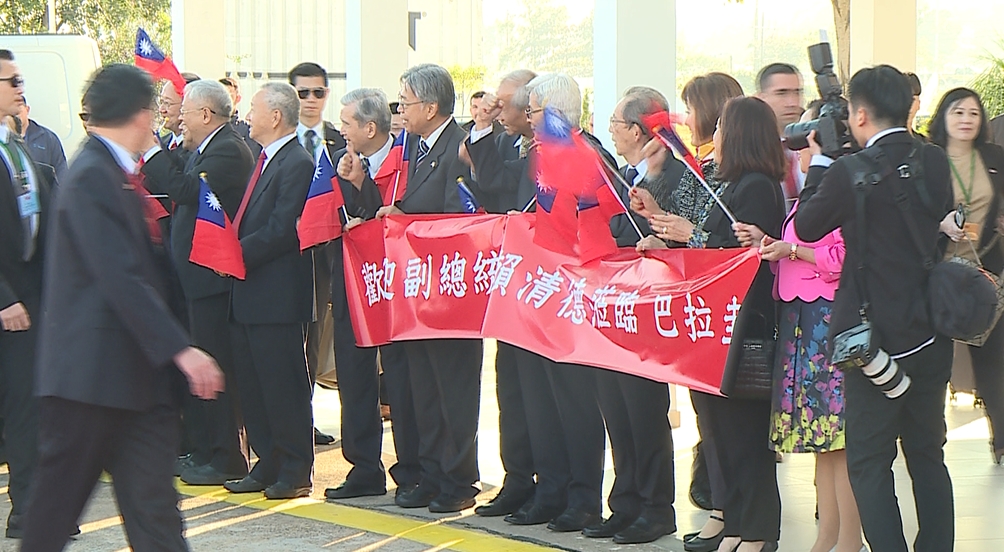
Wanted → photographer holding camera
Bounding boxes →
[794,65,955,552]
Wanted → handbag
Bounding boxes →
[721,310,776,401]
[948,237,1004,347]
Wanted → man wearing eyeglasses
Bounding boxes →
[0,48,57,540]
[140,79,255,488]
[157,72,202,157]
[287,62,347,446]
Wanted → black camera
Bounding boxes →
[783,42,853,158]
[831,321,911,400]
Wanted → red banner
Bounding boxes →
[343,214,762,395]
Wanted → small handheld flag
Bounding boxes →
[457,176,482,214]
[190,174,246,279]
[134,28,188,97]
[298,149,348,251]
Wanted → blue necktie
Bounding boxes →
[416,139,430,165]
[626,167,639,185]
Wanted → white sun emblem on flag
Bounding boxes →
[139,39,154,57]
[313,163,324,180]
[205,191,222,211]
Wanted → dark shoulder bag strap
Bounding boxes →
[874,143,939,271]
[839,153,879,319]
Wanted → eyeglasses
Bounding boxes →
[525,107,543,117]
[0,75,24,88]
[78,112,90,123]
[158,97,179,108]
[609,117,633,127]
[179,106,218,117]
[396,97,424,110]
[297,88,327,100]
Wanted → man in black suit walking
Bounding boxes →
[379,63,483,514]
[141,79,255,486]
[0,49,56,539]
[289,62,347,445]
[223,82,317,500]
[20,63,225,552]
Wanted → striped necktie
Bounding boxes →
[416,139,430,165]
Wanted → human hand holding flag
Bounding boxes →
[189,174,246,279]
[298,148,348,251]
[134,28,188,97]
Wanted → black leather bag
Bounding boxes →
[720,310,776,401]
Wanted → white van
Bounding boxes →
[1,34,101,158]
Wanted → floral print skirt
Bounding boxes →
[769,298,846,453]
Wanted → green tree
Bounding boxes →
[971,46,1004,119]
[496,0,593,78]
[0,0,172,65]
[448,64,488,114]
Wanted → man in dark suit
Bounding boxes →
[378,64,483,514]
[323,87,423,501]
[289,62,347,445]
[0,50,56,539]
[141,79,255,486]
[795,65,955,552]
[16,100,67,178]
[20,63,225,552]
[223,82,316,500]
[157,72,201,158]
[460,69,538,519]
[219,76,262,158]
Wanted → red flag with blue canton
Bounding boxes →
[190,174,246,279]
[134,28,188,97]
[378,131,410,205]
[298,148,346,251]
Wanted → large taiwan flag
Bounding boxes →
[298,148,347,251]
[134,28,188,96]
[189,175,246,279]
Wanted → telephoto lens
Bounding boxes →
[860,349,911,399]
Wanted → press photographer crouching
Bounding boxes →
[793,65,956,552]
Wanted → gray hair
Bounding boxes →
[184,79,233,119]
[500,69,536,110]
[258,82,300,130]
[528,73,581,128]
[340,88,392,134]
[622,86,669,137]
[400,63,455,116]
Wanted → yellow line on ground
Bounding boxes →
[176,483,556,552]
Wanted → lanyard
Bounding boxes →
[0,139,29,189]
[948,149,976,210]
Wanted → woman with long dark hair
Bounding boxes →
[929,87,1004,465]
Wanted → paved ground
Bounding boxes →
[0,340,1001,551]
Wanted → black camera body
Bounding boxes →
[783,42,853,159]
[830,320,875,370]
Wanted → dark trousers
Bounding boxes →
[330,284,384,487]
[405,338,482,499]
[230,322,314,488]
[494,342,535,495]
[596,369,675,520]
[514,348,569,511]
[691,391,728,510]
[701,392,780,541]
[964,318,1004,451]
[0,291,40,518]
[845,336,954,552]
[380,342,421,487]
[22,397,187,552]
[187,293,247,474]
[546,361,604,515]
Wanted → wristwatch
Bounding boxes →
[788,243,798,261]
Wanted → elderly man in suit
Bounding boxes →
[223,82,316,500]
[0,49,57,539]
[378,64,482,514]
[20,63,224,552]
[141,79,255,486]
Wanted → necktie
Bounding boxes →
[360,156,371,178]
[169,136,179,151]
[303,129,318,160]
[233,151,267,231]
[518,136,533,159]
[127,171,163,245]
[416,139,430,165]
[625,167,639,186]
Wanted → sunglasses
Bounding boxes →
[0,75,24,88]
[297,88,327,100]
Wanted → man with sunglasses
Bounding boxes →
[288,62,347,446]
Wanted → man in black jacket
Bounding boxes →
[21,63,224,551]
[141,79,255,486]
[795,65,955,552]
[223,82,316,500]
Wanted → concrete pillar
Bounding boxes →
[849,0,917,72]
[171,0,226,80]
[346,0,409,94]
[593,0,677,159]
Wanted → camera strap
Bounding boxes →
[842,153,879,322]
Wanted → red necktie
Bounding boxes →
[233,151,267,231]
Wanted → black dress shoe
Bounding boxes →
[224,475,268,494]
[174,454,199,477]
[582,511,638,538]
[314,427,335,445]
[181,464,248,486]
[428,494,476,513]
[684,531,700,542]
[264,481,312,500]
[394,483,438,508]
[474,488,533,517]
[325,481,387,500]
[684,530,725,552]
[546,508,601,533]
[394,483,418,498]
[504,503,564,525]
[613,515,676,545]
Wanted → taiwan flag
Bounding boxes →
[297,148,347,251]
[134,28,188,97]
[457,177,483,214]
[378,131,410,205]
[189,175,246,279]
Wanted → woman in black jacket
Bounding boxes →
[639,97,786,552]
[929,87,1004,464]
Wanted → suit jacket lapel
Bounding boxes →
[246,140,292,215]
